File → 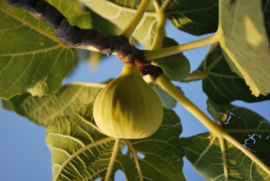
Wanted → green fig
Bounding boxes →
[93,64,163,139]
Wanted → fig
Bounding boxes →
[93,64,163,139]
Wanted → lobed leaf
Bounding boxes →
[0,0,91,99]
[6,83,104,127]
[47,107,185,181]
[181,100,270,181]
[196,43,270,104]
[219,0,270,96]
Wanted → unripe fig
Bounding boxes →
[93,64,163,139]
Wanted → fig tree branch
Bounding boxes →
[5,0,162,76]
[4,1,139,60]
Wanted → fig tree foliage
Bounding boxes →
[0,0,270,181]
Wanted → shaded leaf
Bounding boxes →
[262,0,270,44]
[46,107,185,181]
[155,37,190,82]
[147,80,180,110]
[154,87,177,109]
[6,83,105,127]
[219,0,270,96]
[181,100,270,181]
[0,0,91,99]
[1,98,12,111]
[158,0,219,35]
[197,43,270,104]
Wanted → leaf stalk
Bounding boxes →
[156,73,270,176]
[119,0,151,38]
[150,0,167,50]
[184,52,223,81]
[156,73,225,134]
[144,32,221,61]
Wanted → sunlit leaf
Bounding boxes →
[6,83,104,127]
[155,37,190,82]
[87,8,122,36]
[0,0,91,99]
[219,0,270,96]
[79,0,218,49]
[181,100,270,181]
[197,43,270,104]
[47,107,185,181]
[47,0,92,29]
[78,0,156,49]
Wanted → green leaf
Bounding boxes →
[1,99,13,111]
[181,100,270,181]
[155,37,190,82]
[147,80,179,109]
[262,0,270,44]
[47,0,92,29]
[46,108,185,181]
[219,0,270,97]
[0,0,91,99]
[198,43,270,104]
[158,0,219,35]
[79,0,218,48]
[154,86,177,109]
[6,83,104,127]
[87,8,122,36]
[79,0,157,49]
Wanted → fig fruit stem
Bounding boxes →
[119,0,151,38]
[105,138,121,181]
[156,73,270,175]
[144,31,221,61]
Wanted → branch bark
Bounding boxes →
[5,0,163,75]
